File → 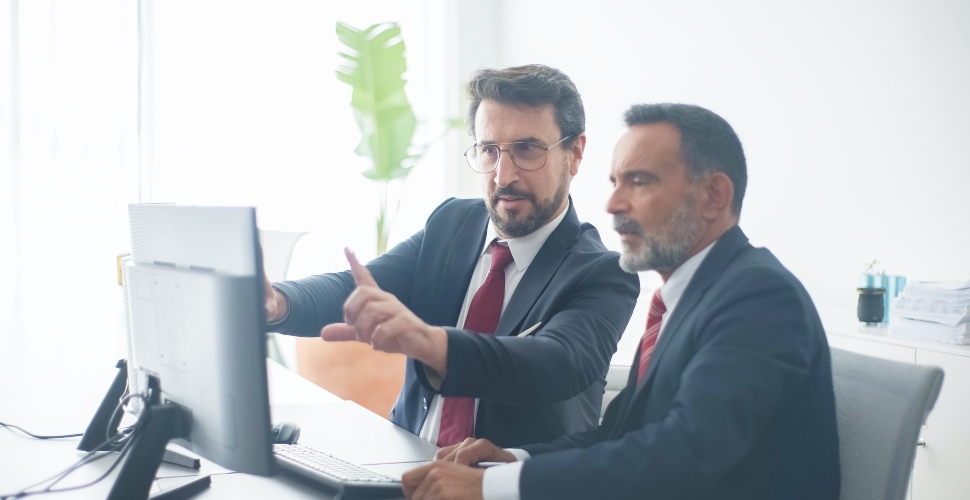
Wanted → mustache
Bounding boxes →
[613,216,644,237]
[490,185,536,205]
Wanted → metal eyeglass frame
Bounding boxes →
[464,135,573,173]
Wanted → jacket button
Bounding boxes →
[423,398,429,411]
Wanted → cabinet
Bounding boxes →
[826,322,970,500]
[912,351,970,499]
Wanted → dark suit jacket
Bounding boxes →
[520,226,840,499]
[272,197,640,447]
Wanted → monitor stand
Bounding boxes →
[83,361,210,500]
[77,359,128,452]
[79,360,201,469]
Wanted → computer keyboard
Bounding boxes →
[273,444,403,498]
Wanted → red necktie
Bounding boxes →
[637,290,667,382]
[436,242,515,447]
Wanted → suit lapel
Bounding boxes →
[434,204,489,326]
[626,226,752,408]
[494,201,582,337]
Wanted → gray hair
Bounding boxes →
[624,103,747,214]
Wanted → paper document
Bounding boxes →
[888,317,970,345]
[913,280,970,291]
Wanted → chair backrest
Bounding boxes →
[258,230,307,282]
[830,347,944,500]
[601,364,631,423]
[259,230,306,370]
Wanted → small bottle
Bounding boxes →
[857,288,885,325]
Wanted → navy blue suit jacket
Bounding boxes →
[272,198,640,447]
[520,226,841,499]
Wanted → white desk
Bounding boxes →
[817,305,970,500]
[0,359,436,498]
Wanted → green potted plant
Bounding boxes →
[336,21,417,255]
[296,21,418,417]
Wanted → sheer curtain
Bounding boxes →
[0,0,139,370]
[0,1,17,361]
[1,0,455,368]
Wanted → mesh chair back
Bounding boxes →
[601,364,631,422]
[831,348,943,500]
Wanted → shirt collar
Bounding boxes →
[482,199,570,272]
[659,240,716,316]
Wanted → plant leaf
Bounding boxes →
[335,21,416,182]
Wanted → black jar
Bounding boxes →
[857,287,885,324]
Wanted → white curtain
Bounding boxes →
[0,0,139,369]
[0,0,455,366]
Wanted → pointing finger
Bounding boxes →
[345,247,379,288]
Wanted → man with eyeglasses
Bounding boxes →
[401,104,841,500]
[264,64,639,449]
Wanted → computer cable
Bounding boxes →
[0,393,145,499]
[32,425,138,497]
[0,422,82,440]
[0,384,148,500]
[41,425,135,493]
[0,421,134,498]
[0,386,133,441]
[0,433,125,499]
[0,392,149,500]
[19,393,147,498]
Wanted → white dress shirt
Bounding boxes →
[482,240,716,500]
[417,201,570,444]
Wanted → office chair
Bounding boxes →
[830,347,944,500]
[601,364,631,423]
[260,229,307,370]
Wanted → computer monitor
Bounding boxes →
[104,204,275,498]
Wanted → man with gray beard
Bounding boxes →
[264,65,639,449]
[404,103,840,500]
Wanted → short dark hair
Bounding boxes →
[624,103,747,214]
[466,64,584,149]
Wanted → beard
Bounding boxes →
[485,163,570,238]
[614,194,703,274]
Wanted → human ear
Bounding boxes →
[567,133,586,177]
[700,172,734,219]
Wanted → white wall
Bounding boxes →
[486,0,970,361]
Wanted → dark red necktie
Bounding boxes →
[637,290,667,382]
[436,241,514,447]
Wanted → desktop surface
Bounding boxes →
[0,358,434,499]
[271,402,438,466]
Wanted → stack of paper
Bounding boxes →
[889,280,970,345]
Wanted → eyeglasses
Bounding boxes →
[464,136,572,173]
